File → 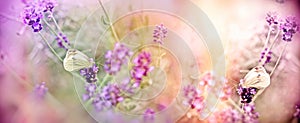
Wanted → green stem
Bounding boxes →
[38,32,63,62]
[99,74,110,88]
[97,0,120,42]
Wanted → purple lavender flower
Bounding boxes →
[280,16,299,42]
[34,82,48,99]
[55,32,70,50]
[82,83,97,101]
[182,84,205,112]
[294,104,300,118]
[104,43,133,75]
[92,93,113,111]
[143,108,155,121]
[80,63,99,83]
[153,24,167,44]
[219,108,242,123]
[240,87,257,103]
[39,0,57,12]
[92,83,124,111]
[119,78,135,94]
[32,22,43,32]
[130,51,153,88]
[183,84,198,105]
[259,48,272,65]
[242,103,259,123]
[220,79,232,100]
[266,12,279,25]
[21,0,57,32]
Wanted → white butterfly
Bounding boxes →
[63,49,94,72]
[242,65,270,102]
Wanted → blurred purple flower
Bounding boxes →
[242,103,259,123]
[280,16,299,42]
[130,51,153,88]
[143,108,155,121]
[153,24,167,44]
[104,43,133,75]
[183,84,198,105]
[220,79,232,100]
[218,108,242,123]
[34,82,48,99]
[294,104,300,118]
[80,63,99,83]
[182,84,205,112]
[119,78,135,94]
[92,83,124,111]
[82,83,97,101]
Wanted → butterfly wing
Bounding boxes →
[243,66,270,89]
[63,49,93,72]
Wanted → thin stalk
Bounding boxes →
[269,29,280,51]
[260,29,280,66]
[270,42,288,76]
[99,74,110,88]
[97,0,120,42]
[263,26,272,49]
[43,19,70,49]
[50,13,62,32]
[38,32,63,62]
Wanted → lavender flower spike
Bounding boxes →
[153,23,168,44]
[104,43,133,75]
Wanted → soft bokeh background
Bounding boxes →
[0,0,299,123]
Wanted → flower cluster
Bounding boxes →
[92,83,124,111]
[130,51,154,88]
[183,84,205,112]
[82,83,97,101]
[266,12,279,26]
[217,108,242,123]
[198,71,215,89]
[265,12,299,42]
[55,32,70,50]
[80,63,99,83]
[259,48,272,65]
[242,103,259,123]
[104,43,133,75]
[34,82,48,99]
[237,79,257,103]
[21,0,57,32]
[209,105,259,123]
[153,24,168,44]
[294,104,300,118]
[280,16,299,42]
